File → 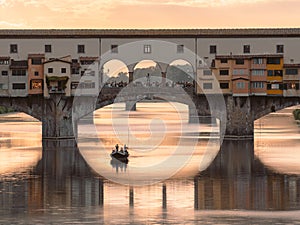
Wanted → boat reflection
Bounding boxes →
[110,158,128,173]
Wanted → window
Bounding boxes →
[252,69,264,76]
[34,71,39,76]
[203,83,212,89]
[271,83,280,89]
[78,82,96,89]
[236,82,245,89]
[78,45,85,53]
[12,83,26,89]
[243,45,250,53]
[253,58,263,64]
[287,83,298,90]
[267,57,281,64]
[252,82,264,88]
[48,68,53,73]
[71,82,79,89]
[268,70,283,76]
[111,45,118,53]
[285,69,298,75]
[276,44,284,53]
[220,82,229,89]
[12,69,26,76]
[220,59,228,64]
[233,69,245,75]
[10,44,18,53]
[30,80,43,89]
[0,59,9,65]
[235,59,244,65]
[274,70,283,76]
[1,71,8,76]
[72,68,80,74]
[61,68,66,73]
[45,45,52,53]
[0,83,8,89]
[203,70,212,76]
[219,70,229,76]
[144,45,151,54]
[32,58,42,65]
[209,45,217,54]
[177,45,184,53]
[81,60,94,65]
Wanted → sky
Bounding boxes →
[0,0,299,29]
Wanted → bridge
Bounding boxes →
[0,85,299,139]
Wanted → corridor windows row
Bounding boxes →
[209,45,284,54]
[110,44,186,54]
[10,44,86,54]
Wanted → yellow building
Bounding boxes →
[266,55,284,95]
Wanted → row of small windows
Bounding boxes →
[203,82,289,90]
[7,43,287,55]
[110,44,185,54]
[47,68,67,74]
[10,44,86,54]
[210,45,284,54]
[219,57,281,65]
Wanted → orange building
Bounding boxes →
[266,55,284,95]
[28,54,44,95]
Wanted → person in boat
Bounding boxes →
[115,144,119,152]
[120,147,124,154]
[124,144,129,155]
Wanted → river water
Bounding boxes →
[0,103,300,224]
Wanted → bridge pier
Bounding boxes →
[42,94,76,139]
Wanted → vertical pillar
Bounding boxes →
[99,179,104,206]
[42,94,75,139]
[129,187,134,207]
[162,183,167,209]
[128,71,134,83]
[194,178,199,210]
[161,71,166,86]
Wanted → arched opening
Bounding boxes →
[101,59,129,87]
[254,105,300,175]
[0,109,42,177]
[79,99,221,185]
[133,60,162,86]
[166,59,194,88]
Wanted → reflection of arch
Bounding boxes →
[100,59,129,85]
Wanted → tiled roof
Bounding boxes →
[44,58,72,64]
[79,56,99,61]
[0,28,300,38]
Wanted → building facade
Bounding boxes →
[0,29,300,97]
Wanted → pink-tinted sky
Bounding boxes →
[0,0,299,29]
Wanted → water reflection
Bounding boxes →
[255,107,300,175]
[196,140,300,211]
[0,108,300,223]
